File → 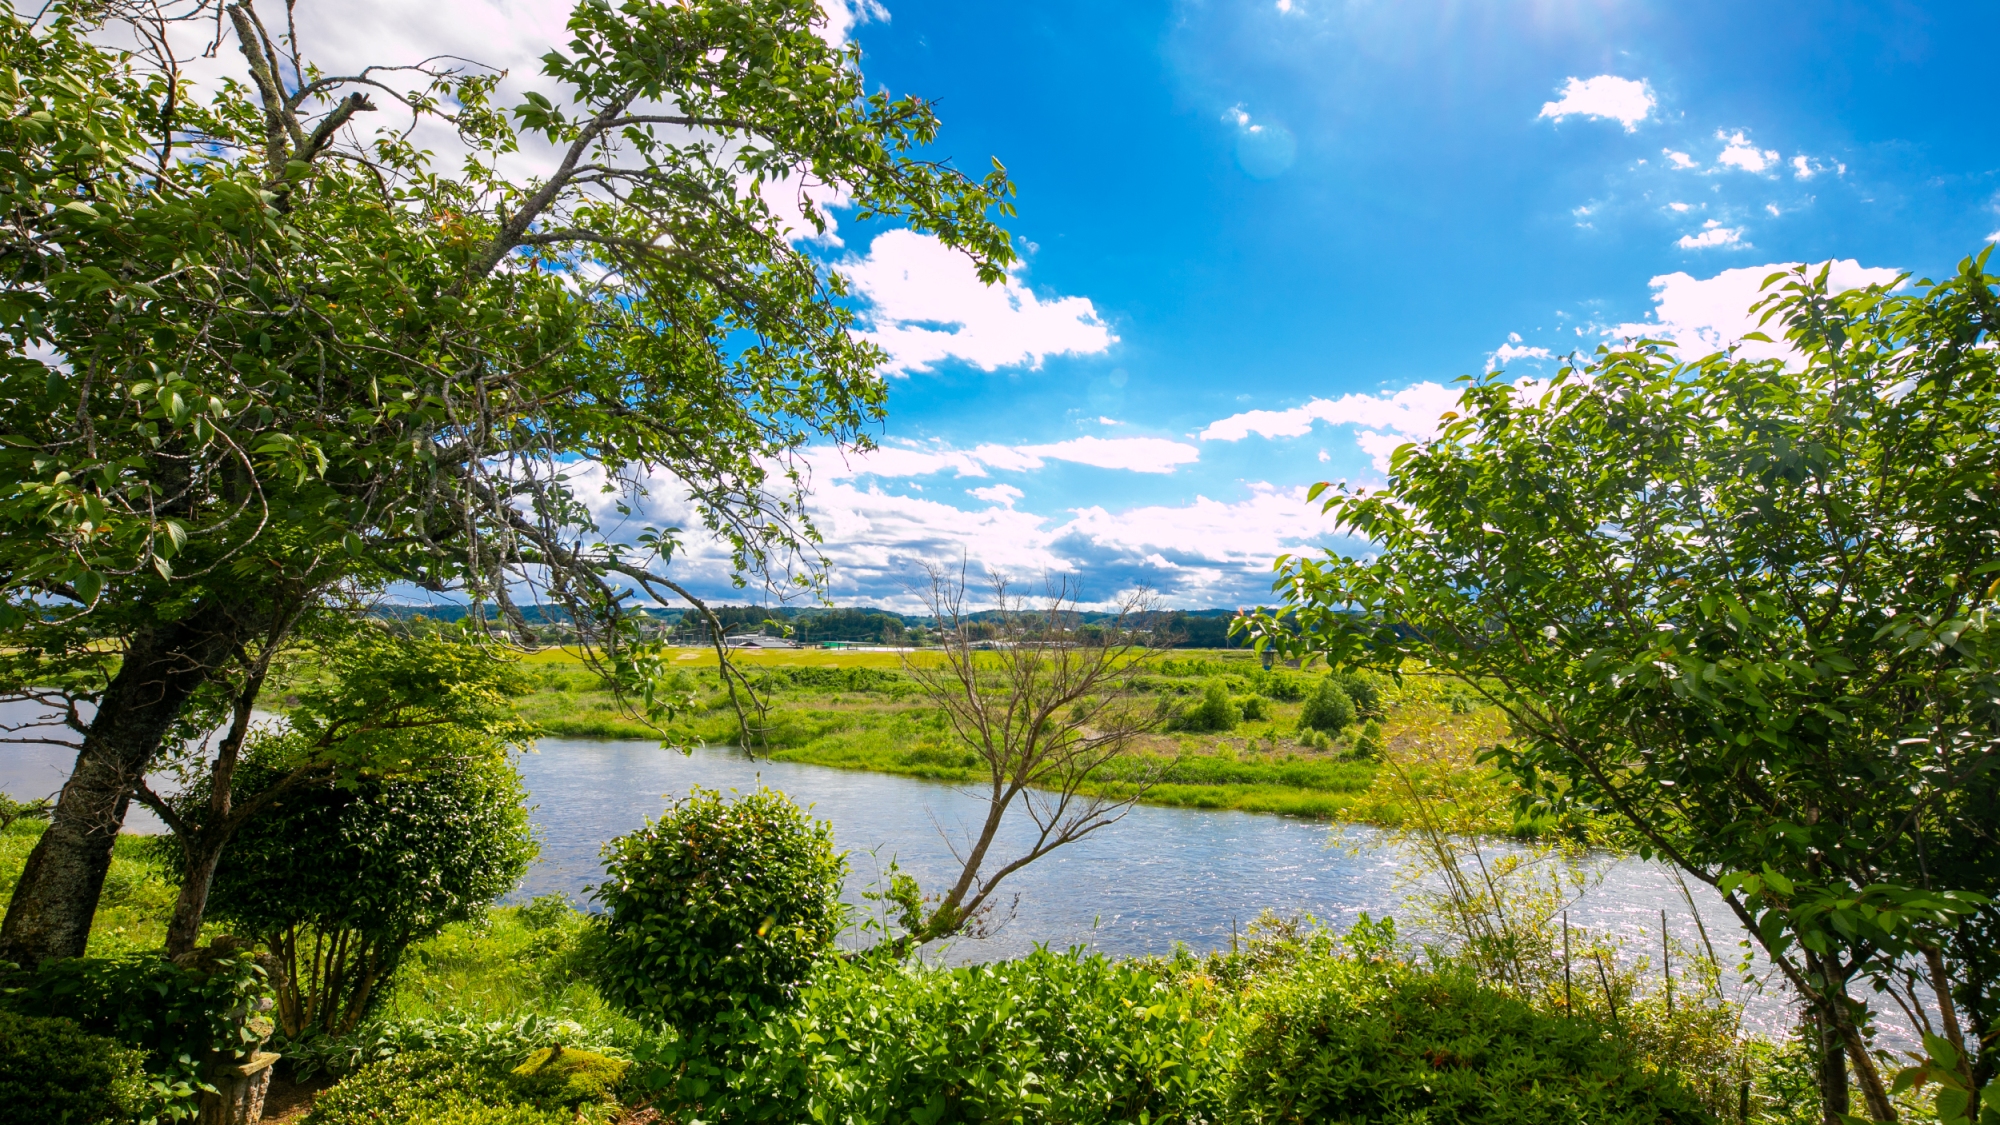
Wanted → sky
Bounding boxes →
[269,0,2000,612]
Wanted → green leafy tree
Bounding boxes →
[595,786,844,1026]
[1245,257,2000,1123]
[171,742,535,1037]
[136,621,532,955]
[0,0,1014,964]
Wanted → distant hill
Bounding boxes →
[370,603,1254,647]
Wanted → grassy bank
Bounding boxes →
[507,647,1525,830]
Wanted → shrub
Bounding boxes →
[1329,669,1383,717]
[304,1051,573,1125]
[1229,956,1714,1124]
[193,749,536,1037]
[1,943,274,1110]
[0,1009,157,1125]
[644,949,1235,1124]
[595,787,844,1025]
[1170,679,1242,733]
[1353,718,1384,759]
[1240,695,1271,722]
[1297,678,1356,732]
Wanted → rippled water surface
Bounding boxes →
[1,701,1800,1035]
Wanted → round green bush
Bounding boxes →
[1230,958,1712,1124]
[0,1010,157,1125]
[1172,679,1243,733]
[595,787,844,1025]
[194,747,536,1036]
[1297,678,1356,733]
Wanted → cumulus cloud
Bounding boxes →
[967,483,1023,506]
[1677,221,1746,250]
[840,229,1116,374]
[1490,342,1553,368]
[1663,149,1699,169]
[572,463,1344,609]
[1667,201,1691,212]
[1200,382,1461,471]
[1539,76,1655,131]
[1716,130,1779,174]
[808,435,1199,480]
[1607,259,1903,362]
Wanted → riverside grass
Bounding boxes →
[505,647,1525,831]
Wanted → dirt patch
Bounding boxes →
[260,1072,333,1122]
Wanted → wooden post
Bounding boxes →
[1662,908,1673,1014]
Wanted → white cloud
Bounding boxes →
[967,484,1023,506]
[1607,259,1903,362]
[1791,154,1815,180]
[1490,342,1553,368]
[1989,231,2000,244]
[1677,221,1745,250]
[1664,149,1699,169]
[841,229,1116,374]
[814,0,887,48]
[1765,203,1780,217]
[809,435,1199,479]
[1668,201,1691,212]
[1097,416,1122,425]
[1716,131,1779,174]
[1539,75,1655,131]
[578,464,1346,609]
[1200,382,1462,471]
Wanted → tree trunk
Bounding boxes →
[163,836,226,958]
[1814,1006,1852,1125]
[0,603,250,965]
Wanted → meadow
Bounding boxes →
[507,646,1532,832]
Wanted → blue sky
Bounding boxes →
[296,0,2000,610]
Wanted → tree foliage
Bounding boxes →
[0,0,1014,964]
[177,744,535,1037]
[1245,255,2000,1122]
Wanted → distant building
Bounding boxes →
[728,634,800,649]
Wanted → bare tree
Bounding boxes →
[893,564,1169,946]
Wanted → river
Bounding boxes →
[0,707,1799,1036]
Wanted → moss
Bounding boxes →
[509,1045,629,1105]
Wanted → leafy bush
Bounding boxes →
[0,944,274,1110]
[0,1009,158,1125]
[1353,718,1384,759]
[304,1051,573,1125]
[595,787,844,1025]
[1240,695,1271,722]
[1170,679,1242,733]
[1297,677,1356,732]
[1250,670,1310,701]
[191,748,535,1037]
[639,948,1236,1124]
[1229,955,1714,1124]
[1329,669,1383,718]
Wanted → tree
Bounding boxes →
[165,736,535,1036]
[0,0,1014,963]
[137,621,531,955]
[894,566,1166,946]
[1244,257,2000,1123]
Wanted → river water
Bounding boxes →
[0,707,1800,1036]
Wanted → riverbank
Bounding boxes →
[506,647,1538,833]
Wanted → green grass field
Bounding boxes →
[507,647,1523,830]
